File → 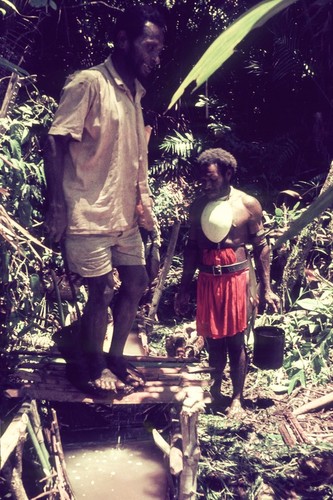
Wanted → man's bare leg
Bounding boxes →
[206,337,228,400]
[227,332,248,416]
[108,265,148,386]
[81,273,121,391]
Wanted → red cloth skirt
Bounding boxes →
[196,248,249,338]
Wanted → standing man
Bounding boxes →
[44,6,166,395]
[174,148,280,416]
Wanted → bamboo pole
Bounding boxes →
[26,415,52,476]
[29,401,52,472]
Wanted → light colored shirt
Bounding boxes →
[49,57,152,235]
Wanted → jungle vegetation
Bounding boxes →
[0,1,332,499]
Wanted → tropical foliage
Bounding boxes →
[0,93,58,350]
[0,2,332,498]
[0,0,332,366]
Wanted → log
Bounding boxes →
[293,391,333,416]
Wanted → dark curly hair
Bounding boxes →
[114,5,166,42]
[197,148,237,177]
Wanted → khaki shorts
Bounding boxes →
[65,226,145,278]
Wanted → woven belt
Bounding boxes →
[199,260,249,276]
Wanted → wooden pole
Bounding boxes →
[50,408,75,499]
[178,387,205,500]
[293,391,333,416]
[179,411,200,500]
[148,220,181,320]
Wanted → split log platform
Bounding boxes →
[3,352,212,500]
[5,352,211,405]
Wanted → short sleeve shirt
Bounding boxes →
[48,57,151,235]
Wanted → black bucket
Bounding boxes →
[253,326,285,370]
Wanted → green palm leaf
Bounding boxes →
[167,0,298,111]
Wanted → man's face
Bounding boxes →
[201,163,228,200]
[130,21,164,80]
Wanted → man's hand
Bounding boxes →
[263,289,281,313]
[136,200,155,232]
[174,290,191,316]
[45,204,67,243]
[146,244,160,282]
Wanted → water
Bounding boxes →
[62,330,168,499]
[64,438,167,499]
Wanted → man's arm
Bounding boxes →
[246,196,280,312]
[44,135,69,243]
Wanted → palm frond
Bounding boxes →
[159,130,197,158]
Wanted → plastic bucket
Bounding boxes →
[253,326,285,370]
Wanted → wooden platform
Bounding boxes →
[4,352,212,406]
[2,352,212,499]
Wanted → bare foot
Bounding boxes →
[227,399,246,419]
[107,356,145,388]
[124,365,145,388]
[93,368,125,392]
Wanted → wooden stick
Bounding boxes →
[148,220,181,319]
[50,409,74,499]
[152,428,171,456]
[278,422,297,446]
[30,488,60,500]
[279,411,310,445]
[293,391,333,416]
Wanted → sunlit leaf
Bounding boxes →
[296,298,323,311]
[1,0,20,14]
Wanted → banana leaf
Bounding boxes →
[274,185,333,248]
[167,0,298,111]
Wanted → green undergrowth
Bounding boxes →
[197,413,333,499]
